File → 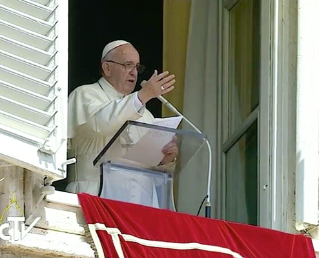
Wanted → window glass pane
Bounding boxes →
[225,120,258,225]
[228,0,260,136]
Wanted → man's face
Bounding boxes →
[103,44,140,95]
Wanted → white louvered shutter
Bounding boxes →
[0,0,68,180]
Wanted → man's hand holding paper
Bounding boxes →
[160,135,178,165]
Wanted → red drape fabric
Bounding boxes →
[78,193,315,258]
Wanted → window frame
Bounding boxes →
[218,0,272,227]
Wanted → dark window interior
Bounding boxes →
[54,0,163,190]
[68,0,163,117]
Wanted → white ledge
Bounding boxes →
[45,190,80,207]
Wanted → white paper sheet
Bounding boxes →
[122,116,182,166]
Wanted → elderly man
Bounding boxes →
[66,40,177,207]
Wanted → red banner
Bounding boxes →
[78,193,315,258]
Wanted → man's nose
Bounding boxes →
[130,67,138,76]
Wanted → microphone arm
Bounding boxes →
[157,95,212,218]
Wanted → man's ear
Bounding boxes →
[102,61,111,76]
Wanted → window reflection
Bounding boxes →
[225,120,258,225]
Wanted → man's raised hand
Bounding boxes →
[138,70,175,104]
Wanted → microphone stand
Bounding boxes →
[157,95,212,218]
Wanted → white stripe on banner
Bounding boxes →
[88,224,106,258]
[89,223,244,258]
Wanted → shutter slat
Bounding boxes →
[0,65,53,95]
[0,0,55,20]
[0,20,54,50]
[0,50,55,80]
[0,4,53,35]
[0,80,53,110]
[31,0,52,6]
[0,123,46,145]
[0,95,54,125]
[0,110,53,139]
[0,36,54,65]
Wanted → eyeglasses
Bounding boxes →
[105,60,145,74]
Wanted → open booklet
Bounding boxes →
[122,116,183,166]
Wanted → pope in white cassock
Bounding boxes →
[66,40,177,208]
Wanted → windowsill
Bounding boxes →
[45,190,81,207]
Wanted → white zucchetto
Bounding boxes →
[101,40,131,61]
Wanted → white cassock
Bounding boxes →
[66,77,163,207]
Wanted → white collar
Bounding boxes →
[98,77,125,98]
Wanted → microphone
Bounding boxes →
[141,81,213,218]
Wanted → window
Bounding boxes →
[222,0,260,225]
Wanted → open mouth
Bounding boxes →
[128,79,135,83]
